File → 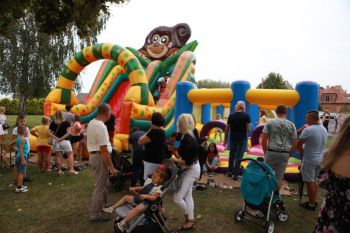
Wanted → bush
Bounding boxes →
[0,98,43,115]
[26,98,42,115]
[7,98,19,114]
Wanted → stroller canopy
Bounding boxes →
[240,160,278,206]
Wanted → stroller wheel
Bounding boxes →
[234,209,244,223]
[276,210,289,222]
[265,221,274,233]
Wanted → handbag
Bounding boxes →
[48,122,62,145]
[1,123,10,130]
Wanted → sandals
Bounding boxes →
[299,202,316,211]
[178,220,196,231]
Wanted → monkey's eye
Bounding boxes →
[160,35,169,45]
[152,34,159,43]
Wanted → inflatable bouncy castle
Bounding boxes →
[44,23,197,152]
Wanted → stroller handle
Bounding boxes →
[239,158,268,174]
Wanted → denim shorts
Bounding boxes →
[133,195,149,206]
[301,161,321,182]
[15,160,27,174]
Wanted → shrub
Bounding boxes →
[0,98,43,115]
[26,98,42,115]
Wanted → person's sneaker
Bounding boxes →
[117,221,126,232]
[102,206,114,214]
[15,187,28,193]
[58,171,64,176]
[232,176,240,181]
[299,202,316,211]
[69,170,79,176]
[90,215,111,222]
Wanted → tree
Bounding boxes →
[257,72,294,89]
[0,12,82,113]
[0,0,128,40]
[197,79,230,88]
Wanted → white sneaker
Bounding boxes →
[118,221,126,232]
[102,206,114,214]
[15,187,28,193]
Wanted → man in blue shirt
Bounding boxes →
[297,111,328,210]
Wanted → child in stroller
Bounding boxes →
[112,159,178,233]
[104,168,167,232]
[235,158,289,233]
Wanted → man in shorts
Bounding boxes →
[297,111,327,210]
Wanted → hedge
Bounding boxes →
[0,98,45,115]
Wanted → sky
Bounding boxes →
[80,0,350,93]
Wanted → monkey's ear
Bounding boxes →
[167,41,174,48]
[173,23,191,47]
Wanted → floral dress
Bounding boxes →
[315,170,350,233]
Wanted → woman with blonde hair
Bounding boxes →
[49,110,78,176]
[0,106,9,167]
[314,117,350,232]
[172,113,200,231]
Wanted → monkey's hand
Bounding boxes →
[138,49,148,59]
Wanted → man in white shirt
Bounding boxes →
[87,103,118,222]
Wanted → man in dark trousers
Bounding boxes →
[128,127,145,187]
[224,101,251,180]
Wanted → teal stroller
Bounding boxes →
[234,158,289,233]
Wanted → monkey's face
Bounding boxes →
[146,34,173,59]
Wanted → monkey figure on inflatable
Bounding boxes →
[138,23,191,60]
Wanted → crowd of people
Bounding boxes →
[0,105,94,193]
[1,101,349,232]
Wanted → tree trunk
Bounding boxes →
[19,94,26,114]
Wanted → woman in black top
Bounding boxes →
[49,110,78,176]
[173,113,200,231]
[138,112,165,179]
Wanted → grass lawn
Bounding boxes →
[0,115,332,233]
[0,164,322,233]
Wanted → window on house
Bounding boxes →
[325,95,330,102]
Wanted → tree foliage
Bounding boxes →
[0,0,128,40]
[197,79,230,89]
[0,12,82,113]
[257,72,293,89]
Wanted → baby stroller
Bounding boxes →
[234,158,289,233]
[113,159,179,233]
[110,150,133,192]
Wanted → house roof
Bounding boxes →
[320,86,350,104]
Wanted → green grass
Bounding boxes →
[0,164,322,233]
[0,115,331,233]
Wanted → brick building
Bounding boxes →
[319,85,350,113]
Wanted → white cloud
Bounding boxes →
[80,0,350,92]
